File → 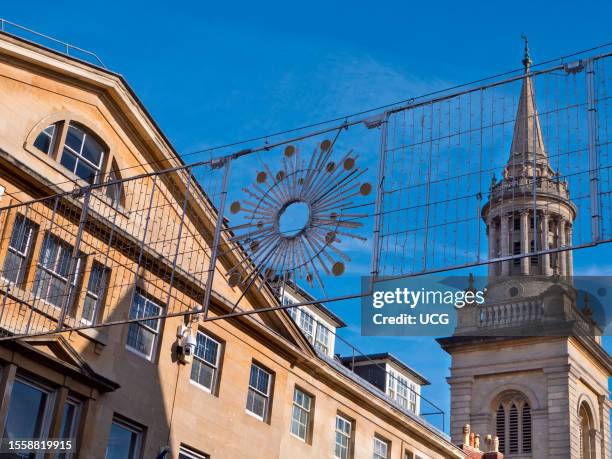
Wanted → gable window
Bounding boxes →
[60,124,105,184]
[2,214,38,285]
[495,394,532,455]
[290,387,313,442]
[126,291,162,360]
[373,436,390,459]
[82,261,109,325]
[246,362,273,421]
[33,234,81,308]
[190,331,222,392]
[33,123,59,155]
[334,414,353,459]
[31,120,120,190]
[105,416,143,459]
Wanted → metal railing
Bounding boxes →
[0,18,106,68]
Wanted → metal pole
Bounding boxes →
[128,174,158,310]
[57,188,91,331]
[165,168,193,310]
[370,111,390,290]
[201,158,232,319]
[586,58,601,242]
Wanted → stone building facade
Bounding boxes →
[0,30,465,459]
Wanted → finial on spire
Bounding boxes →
[521,34,532,72]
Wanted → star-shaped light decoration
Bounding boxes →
[227,138,372,294]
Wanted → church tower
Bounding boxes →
[438,42,612,459]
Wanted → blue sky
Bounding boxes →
[3,0,612,433]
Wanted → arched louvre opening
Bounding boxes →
[494,393,532,455]
[496,404,506,453]
[522,403,532,453]
[509,403,519,453]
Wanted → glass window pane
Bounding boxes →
[33,124,56,154]
[3,380,48,440]
[203,339,218,365]
[82,134,103,165]
[105,422,138,459]
[60,150,78,174]
[75,161,98,184]
[190,360,214,389]
[65,126,84,153]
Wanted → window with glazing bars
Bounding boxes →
[246,363,272,421]
[81,261,109,324]
[33,234,81,308]
[60,123,105,184]
[334,414,352,459]
[126,291,162,360]
[190,331,221,392]
[290,387,312,441]
[2,214,37,285]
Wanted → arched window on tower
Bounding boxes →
[494,393,532,456]
[579,402,595,459]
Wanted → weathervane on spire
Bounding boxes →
[521,34,532,72]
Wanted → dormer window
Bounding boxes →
[60,124,105,184]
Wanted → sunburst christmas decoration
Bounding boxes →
[227,138,371,293]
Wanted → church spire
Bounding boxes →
[505,38,553,179]
[521,34,532,72]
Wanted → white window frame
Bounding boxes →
[290,387,312,441]
[334,414,352,459]
[60,123,104,184]
[373,436,390,459]
[245,362,272,421]
[126,292,162,361]
[314,321,331,354]
[387,368,414,411]
[189,331,221,393]
[299,310,315,341]
[3,214,36,285]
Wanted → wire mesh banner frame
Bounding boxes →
[373,52,612,281]
[0,51,610,343]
